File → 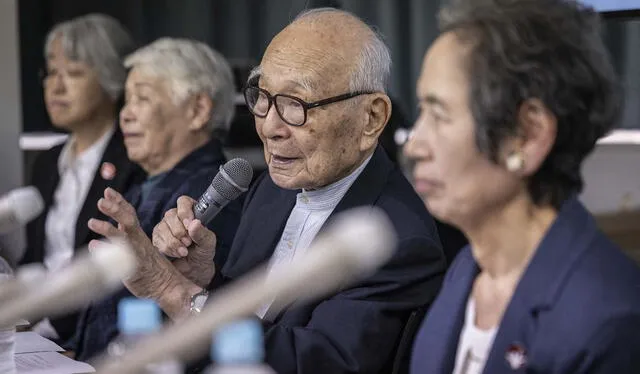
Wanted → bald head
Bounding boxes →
[258,8,390,94]
[247,8,392,191]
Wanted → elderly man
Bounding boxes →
[100,8,447,373]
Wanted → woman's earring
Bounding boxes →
[506,152,525,172]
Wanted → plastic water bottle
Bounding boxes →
[0,257,16,374]
[107,298,183,374]
[206,319,275,374]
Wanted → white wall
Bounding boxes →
[580,142,640,214]
[0,0,25,266]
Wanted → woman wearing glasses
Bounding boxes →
[21,14,144,345]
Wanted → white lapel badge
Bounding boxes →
[505,343,528,370]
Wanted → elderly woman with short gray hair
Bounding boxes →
[115,37,236,176]
[70,37,242,362]
[22,14,144,344]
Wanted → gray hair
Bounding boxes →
[124,38,236,133]
[294,8,391,93]
[438,0,622,209]
[44,13,135,100]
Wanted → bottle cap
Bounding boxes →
[118,298,161,335]
[212,319,264,364]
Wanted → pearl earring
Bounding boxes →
[506,152,524,172]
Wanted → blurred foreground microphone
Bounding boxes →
[193,158,253,225]
[0,240,136,327]
[0,186,44,234]
[0,256,16,374]
[0,263,47,303]
[95,207,397,373]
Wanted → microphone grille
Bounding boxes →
[8,186,44,224]
[90,239,137,286]
[222,158,253,188]
[212,158,253,200]
[327,207,397,275]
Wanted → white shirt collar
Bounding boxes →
[57,126,115,174]
[297,153,373,211]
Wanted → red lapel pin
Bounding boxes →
[100,162,117,181]
[505,343,528,370]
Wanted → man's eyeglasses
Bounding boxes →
[243,86,374,127]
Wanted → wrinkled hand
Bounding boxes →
[153,196,217,257]
[88,187,175,298]
[87,187,144,248]
[152,196,217,287]
[87,188,204,320]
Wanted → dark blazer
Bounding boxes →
[21,127,145,342]
[212,146,447,374]
[72,138,242,361]
[411,198,640,374]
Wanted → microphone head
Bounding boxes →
[89,239,137,288]
[15,263,46,283]
[324,207,397,276]
[7,186,44,224]
[213,158,253,201]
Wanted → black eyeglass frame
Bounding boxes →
[243,85,375,126]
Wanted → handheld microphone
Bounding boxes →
[193,158,253,225]
[94,207,398,373]
[0,186,44,234]
[0,240,136,327]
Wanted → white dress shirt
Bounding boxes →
[452,297,498,374]
[34,127,114,339]
[256,154,373,319]
[43,127,114,272]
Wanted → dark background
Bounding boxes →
[18,0,640,141]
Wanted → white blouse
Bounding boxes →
[452,297,499,374]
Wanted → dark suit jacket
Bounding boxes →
[21,127,145,342]
[211,146,447,374]
[410,198,640,374]
[72,139,242,361]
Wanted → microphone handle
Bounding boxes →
[0,279,25,305]
[181,185,231,253]
[192,184,231,226]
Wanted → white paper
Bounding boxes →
[14,332,63,354]
[15,319,29,327]
[15,351,95,374]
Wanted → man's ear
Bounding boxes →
[360,93,392,152]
